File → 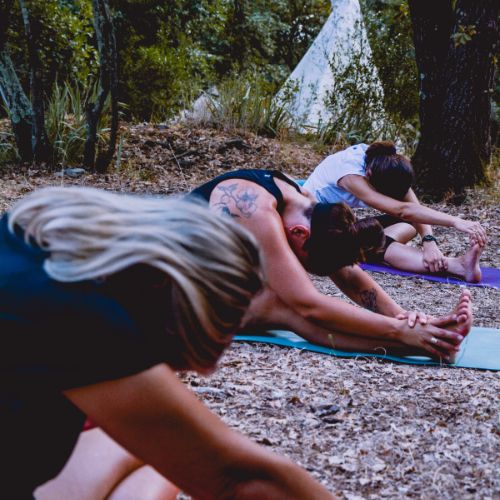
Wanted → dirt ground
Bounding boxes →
[1,123,498,499]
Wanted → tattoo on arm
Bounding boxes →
[214,183,258,218]
[360,288,379,313]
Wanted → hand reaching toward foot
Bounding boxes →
[398,290,473,362]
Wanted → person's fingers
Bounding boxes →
[475,226,487,245]
[442,259,448,270]
[477,226,487,243]
[395,313,407,320]
[422,341,455,362]
[433,327,464,344]
[430,314,457,326]
[407,311,417,327]
[426,336,459,354]
[418,312,428,325]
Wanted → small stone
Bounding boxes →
[55,167,86,178]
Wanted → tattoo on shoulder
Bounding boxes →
[360,288,379,313]
[214,183,258,218]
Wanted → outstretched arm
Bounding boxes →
[339,175,486,244]
[64,364,334,500]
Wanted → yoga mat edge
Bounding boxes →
[234,327,500,371]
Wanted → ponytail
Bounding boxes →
[365,140,397,162]
[351,218,386,262]
[305,202,385,276]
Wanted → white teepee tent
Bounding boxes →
[276,0,386,131]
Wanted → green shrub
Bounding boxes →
[121,32,214,121]
[360,0,420,133]
[205,75,292,137]
[0,129,19,164]
[45,81,112,166]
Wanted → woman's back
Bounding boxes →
[303,144,368,207]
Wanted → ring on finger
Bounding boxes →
[430,337,438,345]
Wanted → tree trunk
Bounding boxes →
[96,1,118,172]
[0,50,33,161]
[19,0,52,163]
[0,0,33,162]
[409,0,498,202]
[0,0,13,49]
[84,0,119,172]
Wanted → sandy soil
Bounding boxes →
[1,123,498,499]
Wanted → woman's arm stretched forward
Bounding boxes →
[237,206,462,358]
[64,364,335,500]
[339,175,486,244]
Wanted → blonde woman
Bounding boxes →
[1,187,333,499]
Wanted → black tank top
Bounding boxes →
[190,169,302,213]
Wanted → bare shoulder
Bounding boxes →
[209,179,276,219]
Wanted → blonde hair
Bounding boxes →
[9,186,263,372]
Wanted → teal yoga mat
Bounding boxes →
[235,327,500,371]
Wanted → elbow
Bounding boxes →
[295,300,323,324]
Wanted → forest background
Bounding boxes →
[0,3,499,497]
[0,0,498,199]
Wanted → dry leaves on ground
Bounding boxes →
[1,123,498,499]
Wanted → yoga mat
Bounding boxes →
[235,327,500,371]
[360,263,500,289]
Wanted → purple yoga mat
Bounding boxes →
[359,263,500,289]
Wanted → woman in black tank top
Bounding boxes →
[192,169,473,365]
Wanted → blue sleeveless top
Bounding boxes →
[0,214,178,494]
[191,169,302,213]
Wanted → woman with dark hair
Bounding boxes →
[192,169,473,363]
[1,186,334,499]
[304,142,487,282]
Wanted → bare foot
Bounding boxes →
[453,289,473,337]
[458,243,483,283]
[431,290,473,362]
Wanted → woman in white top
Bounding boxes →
[304,142,487,282]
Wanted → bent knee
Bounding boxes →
[384,222,416,243]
